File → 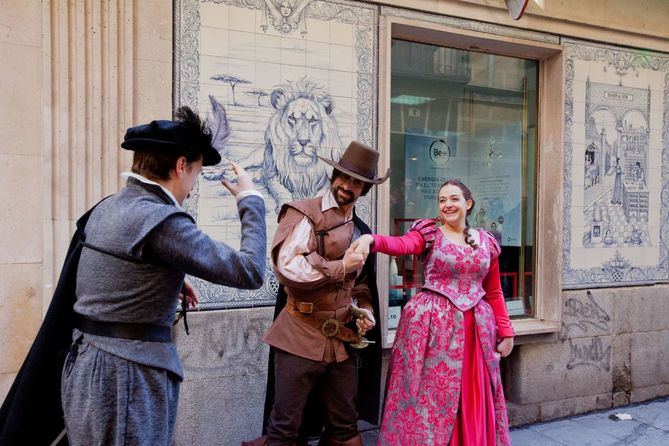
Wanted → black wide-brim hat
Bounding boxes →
[318,141,390,184]
[121,119,221,166]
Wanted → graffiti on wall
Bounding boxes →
[561,291,612,372]
[566,337,612,371]
[561,291,611,338]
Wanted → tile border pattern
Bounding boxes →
[174,0,378,307]
[562,38,669,288]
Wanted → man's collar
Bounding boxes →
[121,172,182,209]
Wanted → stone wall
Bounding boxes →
[0,0,47,401]
[173,308,274,445]
[507,285,669,425]
[170,285,669,437]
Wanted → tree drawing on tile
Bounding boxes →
[582,78,651,249]
[211,74,252,106]
[246,89,269,107]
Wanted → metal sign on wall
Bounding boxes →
[174,0,378,308]
[504,0,530,20]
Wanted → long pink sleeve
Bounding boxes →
[370,231,425,256]
[482,257,514,339]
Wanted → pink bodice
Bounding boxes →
[371,218,513,338]
[421,228,497,311]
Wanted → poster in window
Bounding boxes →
[403,128,522,246]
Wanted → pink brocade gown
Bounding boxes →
[373,223,513,446]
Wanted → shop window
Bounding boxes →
[386,39,538,322]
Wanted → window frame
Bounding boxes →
[377,16,564,348]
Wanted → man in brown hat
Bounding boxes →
[255,141,389,446]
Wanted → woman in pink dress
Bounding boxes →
[352,179,514,445]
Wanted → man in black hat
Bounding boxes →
[62,107,267,445]
[0,106,267,446]
[247,141,388,446]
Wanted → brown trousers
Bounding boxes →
[266,349,359,445]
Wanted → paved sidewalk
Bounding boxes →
[511,397,669,445]
[357,397,669,445]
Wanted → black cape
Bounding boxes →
[261,213,383,437]
[0,202,103,445]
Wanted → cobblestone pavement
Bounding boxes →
[511,397,669,446]
[354,397,669,445]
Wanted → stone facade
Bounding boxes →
[507,286,669,425]
[1,1,669,445]
[173,308,274,445]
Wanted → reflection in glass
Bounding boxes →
[389,39,538,317]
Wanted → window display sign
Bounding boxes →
[403,130,522,247]
[403,133,467,220]
[468,122,523,247]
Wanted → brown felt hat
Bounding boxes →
[318,141,390,184]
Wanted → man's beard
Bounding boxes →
[332,185,355,206]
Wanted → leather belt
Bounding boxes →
[287,296,343,313]
[285,301,359,343]
[74,314,172,343]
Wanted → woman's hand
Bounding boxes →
[351,234,374,261]
[497,337,514,357]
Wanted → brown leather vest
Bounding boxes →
[264,197,358,362]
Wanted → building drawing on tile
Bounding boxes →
[175,0,378,307]
[583,80,651,248]
[562,39,669,288]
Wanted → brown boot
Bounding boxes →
[318,434,363,446]
[241,435,267,446]
[243,435,308,446]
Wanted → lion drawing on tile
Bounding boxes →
[260,77,343,208]
[205,77,343,214]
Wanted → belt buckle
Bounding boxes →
[321,319,340,337]
[298,302,314,314]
